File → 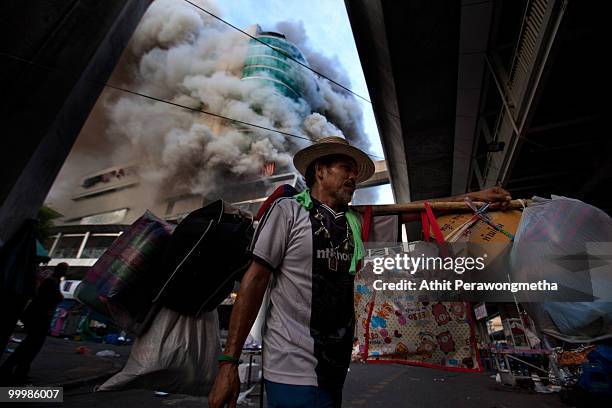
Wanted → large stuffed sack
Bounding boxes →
[96,307,220,395]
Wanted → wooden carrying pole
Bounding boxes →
[351,200,530,214]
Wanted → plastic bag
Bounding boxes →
[97,307,220,395]
[511,196,612,342]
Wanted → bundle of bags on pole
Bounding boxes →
[74,200,254,394]
[355,194,612,369]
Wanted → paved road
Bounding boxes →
[1,335,572,408]
[342,363,566,408]
[53,363,568,408]
[1,335,130,388]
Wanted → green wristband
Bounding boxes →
[217,354,242,364]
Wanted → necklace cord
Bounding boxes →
[294,189,363,274]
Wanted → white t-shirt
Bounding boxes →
[249,197,399,388]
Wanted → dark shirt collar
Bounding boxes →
[312,197,347,218]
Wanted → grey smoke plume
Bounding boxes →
[275,20,369,151]
[103,0,370,197]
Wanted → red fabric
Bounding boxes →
[360,205,373,360]
[421,211,430,242]
[466,302,484,371]
[361,205,372,242]
[255,184,298,220]
[423,202,445,245]
[362,292,377,362]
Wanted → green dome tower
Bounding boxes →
[242,29,307,100]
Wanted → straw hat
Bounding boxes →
[293,136,375,183]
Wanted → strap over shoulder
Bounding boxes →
[255,184,299,220]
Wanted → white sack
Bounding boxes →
[97,307,220,395]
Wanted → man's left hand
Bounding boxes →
[467,186,512,210]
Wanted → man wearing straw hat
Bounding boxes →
[209,136,511,408]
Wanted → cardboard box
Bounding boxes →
[432,210,523,264]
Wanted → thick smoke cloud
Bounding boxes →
[275,20,369,152]
[50,0,371,203]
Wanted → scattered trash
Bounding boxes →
[238,362,260,384]
[433,378,445,382]
[237,386,256,404]
[534,384,552,393]
[9,336,23,344]
[75,346,91,354]
[531,374,552,393]
[495,373,502,383]
[5,348,14,353]
[154,391,169,397]
[243,334,260,349]
[96,350,120,357]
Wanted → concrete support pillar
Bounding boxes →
[0,0,152,245]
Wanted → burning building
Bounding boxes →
[43,26,307,279]
[43,0,381,280]
[161,26,311,218]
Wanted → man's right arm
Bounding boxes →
[208,260,272,408]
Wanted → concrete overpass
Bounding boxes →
[345,0,607,212]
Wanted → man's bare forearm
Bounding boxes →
[223,260,272,358]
